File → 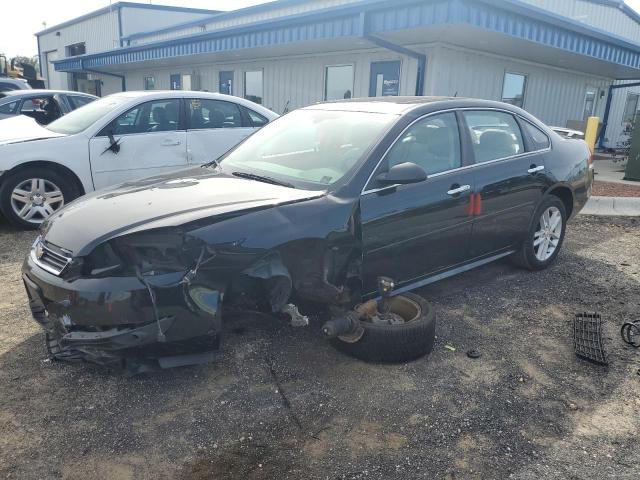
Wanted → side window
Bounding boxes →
[385,112,462,176]
[521,121,550,151]
[188,99,242,129]
[107,99,180,135]
[246,108,269,127]
[464,111,524,163]
[0,100,19,114]
[68,95,95,109]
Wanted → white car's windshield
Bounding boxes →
[46,95,131,135]
[220,109,397,190]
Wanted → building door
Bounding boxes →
[170,74,182,90]
[369,61,401,97]
[219,71,233,95]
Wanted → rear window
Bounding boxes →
[68,95,96,109]
[463,111,524,163]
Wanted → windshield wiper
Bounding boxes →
[232,171,295,189]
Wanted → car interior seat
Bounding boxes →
[149,106,169,131]
[206,109,225,128]
[405,125,453,175]
[477,130,516,162]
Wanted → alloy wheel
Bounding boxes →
[533,206,563,261]
[10,178,65,224]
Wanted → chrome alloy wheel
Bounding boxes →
[533,206,563,262]
[10,178,65,224]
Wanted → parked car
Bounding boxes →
[0,91,278,228]
[0,89,97,125]
[551,126,585,140]
[22,97,593,369]
[0,77,31,92]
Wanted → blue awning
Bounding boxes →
[54,0,640,75]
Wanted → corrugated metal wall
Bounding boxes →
[120,7,214,38]
[520,0,640,44]
[39,10,119,89]
[124,47,423,113]
[122,41,611,134]
[427,45,611,127]
[130,0,361,45]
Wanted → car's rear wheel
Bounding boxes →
[331,293,436,363]
[511,196,567,271]
[0,168,79,229]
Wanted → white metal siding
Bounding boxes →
[520,0,640,44]
[130,0,361,45]
[120,7,215,39]
[124,47,424,113]
[427,45,611,128]
[38,10,120,56]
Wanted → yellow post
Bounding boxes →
[584,116,600,152]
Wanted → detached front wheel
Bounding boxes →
[331,293,436,363]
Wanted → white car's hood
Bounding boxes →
[0,115,66,145]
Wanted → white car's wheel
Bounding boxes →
[0,168,80,229]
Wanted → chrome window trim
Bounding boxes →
[361,107,552,196]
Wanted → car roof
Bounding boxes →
[305,96,525,115]
[104,90,279,118]
[0,89,97,98]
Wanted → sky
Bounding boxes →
[2,0,640,59]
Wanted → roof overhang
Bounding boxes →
[53,0,640,80]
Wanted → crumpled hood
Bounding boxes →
[43,168,324,256]
[0,115,66,145]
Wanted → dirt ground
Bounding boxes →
[1,215,639,480]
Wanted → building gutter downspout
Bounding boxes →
[599,80,640,148]
[81,59,126,92]
[360,12,425,96]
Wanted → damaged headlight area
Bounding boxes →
[83,230,209,279]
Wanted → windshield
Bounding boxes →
[46,95,131,135]
[219,109,397,190]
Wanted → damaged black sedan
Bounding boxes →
[22,97,593,369]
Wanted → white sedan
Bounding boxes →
[0,91,278,228]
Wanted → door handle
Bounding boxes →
[162,140,181,146]
[527,165,545,174]
[447,184,471,195]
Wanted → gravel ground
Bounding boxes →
[1,216,639,480]
[592,180,640,197]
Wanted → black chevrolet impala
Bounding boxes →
[22,97,593,367]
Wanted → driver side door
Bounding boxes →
[88,99,187,189]
[360,112,475,294]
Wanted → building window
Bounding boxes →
[144,76,155,90]
[325,65,354,101]
[583,87,598,120]
[244,70,263,104]
[501,72,527,108]
[66,43,86,57]
[622,93,639,124]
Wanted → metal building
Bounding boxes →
[39,0,640,148]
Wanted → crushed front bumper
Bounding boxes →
[22,254,223,368]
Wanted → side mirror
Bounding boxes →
[376,162,427,185]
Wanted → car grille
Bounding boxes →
[34,241,72,276]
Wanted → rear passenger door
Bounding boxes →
[462,110,548,257]
[185,98,258,165]
[360,112,475,294]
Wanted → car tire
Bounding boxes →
[0,168,80,230]
[331,293,436,363]
[511,195,567,271]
